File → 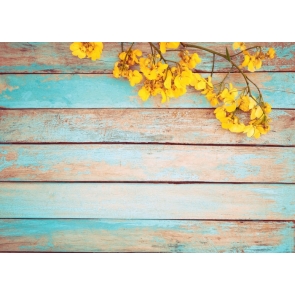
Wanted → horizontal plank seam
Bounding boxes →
[0,218,294,222]
[1,70,295,75]
[1,108,294,110]
[1,181,294,185]
[0,142,294,147]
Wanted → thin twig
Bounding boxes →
[230,46,261,58]
[210,53,215,77]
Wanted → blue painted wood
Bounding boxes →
[0,219,293,252]
[1,145,294,182]
[0,42,294,253]
[0,109,294,145]
[0,42,293,73]
[1,73,295,108]
[0,183,294,219]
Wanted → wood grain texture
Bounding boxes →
[1,42,294,253]
[0,42,293,73]
[0,183,294,219]
[0,145,294,182]
[0,219,293,252]
[1,109,294,145]
[1,73,295,108]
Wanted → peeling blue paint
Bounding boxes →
[1,73,295,108]
[0,219,293,252]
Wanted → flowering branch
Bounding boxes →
[69,42,276,139]
[181,42,262,102]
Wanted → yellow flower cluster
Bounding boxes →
[159,42,180,53]
[233,42,276,72]
[113,49,143,86]
[212,84,272,138]
[165,69,273,139]
[70,42,103,61]
[113,46,202,103]
[69,41,277,139]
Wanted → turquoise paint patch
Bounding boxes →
[252,185,295,218]
[0,220,293,252]
[1,73,295,108]
[244,225,294,253]
[216,153,265,180]
[0,149,12,170]
[0,219,189,237]
[274,45,295,60]
[262,72,295,108]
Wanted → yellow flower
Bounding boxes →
[113,62,121,78]
[214,107,227,121]
[87,43,104,61]
[164,70,172,89]
[179,51,201,69]
[242,51,264,72]
[190,73,207,90]
[266,48,276,59]
[201,76,214,95]
[233,42,246,51]
[128,70,143,86]
[138,76,169,102]
[70,42,87,58]
[228,118,245,133]
[119,49,142,66]
[200,76,222,106]
[139,58,168,80]
[250,105,264,120]
[214,108,245,132]
[220,83,238,112]
[159,42,180,53]
[244,124,263,139]
[174,68,193,89]
[160,90,168,103]
[138,85,151,101]
[206,91,219,106]
[70,42,103,61]
[257,121,271,135]
[237,95,257,112]
[166,85,187,98]
[113,62,129,78]
[262,102,272,114]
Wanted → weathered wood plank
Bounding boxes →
[1,73,295,108]
[0,42,293,73]
[0,183,294,219]
[0,219,293,252]
[1,109,294,145]
[0,145,294,182]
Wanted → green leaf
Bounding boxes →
[226,47,231,61]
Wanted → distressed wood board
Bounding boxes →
[0,183,294,220]
[0,42,294,252]
[0,42,294,73]
[1,144,294,182]
[0,219,294,252]
[1,109,294,145]
[1,73,295,108]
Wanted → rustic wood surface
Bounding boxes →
[0,42,294,73]
[1,145,294,182]
[1,73,295,108]
[1,183,294,219]
[0,42,294,252]
[1,109,294,145]
[0,219,294,252]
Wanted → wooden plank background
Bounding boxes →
[0,42,294,252]
[1,73,295,108]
